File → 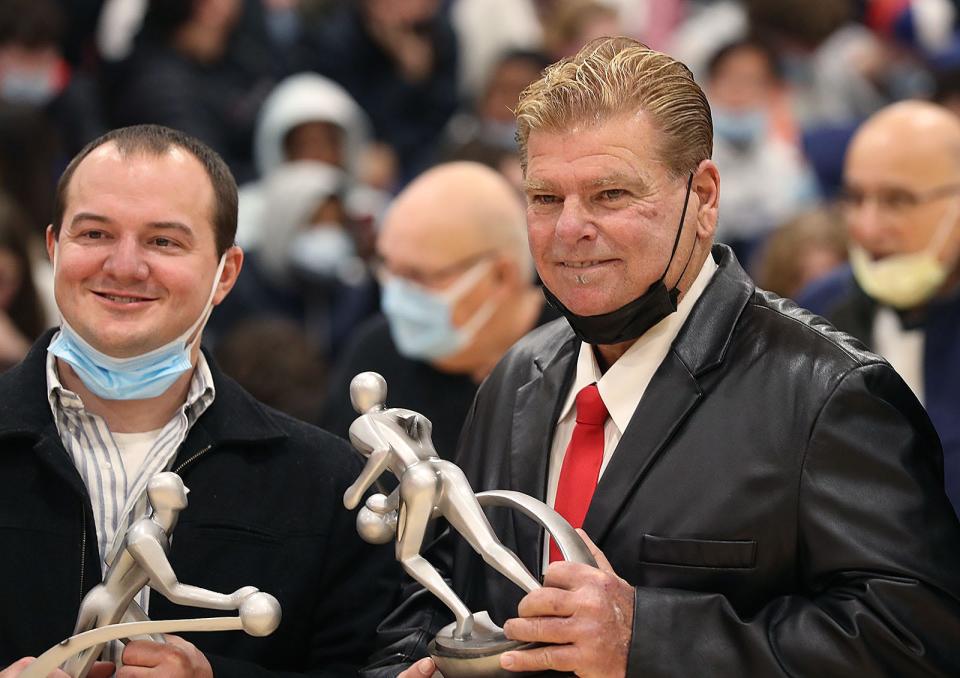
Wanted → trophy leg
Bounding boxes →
[441,482,539,594]
[398,464,476,639]
[120,601,165,644]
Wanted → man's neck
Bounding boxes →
[55,358,195,433]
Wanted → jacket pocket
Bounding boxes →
[640,534,756,569]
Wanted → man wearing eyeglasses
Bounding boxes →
[801,100,960,517]
[321,161,556,459]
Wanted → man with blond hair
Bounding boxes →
[367,37,960,677]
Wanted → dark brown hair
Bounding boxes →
[51,124,238,256]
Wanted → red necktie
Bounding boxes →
[550,383,608,563]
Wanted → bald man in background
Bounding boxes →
[800,101,960,515]
[321,162,556,458]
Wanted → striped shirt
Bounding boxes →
[46,335,215,658]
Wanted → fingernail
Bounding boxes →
[501,653,515,668]
[417,658,433,675]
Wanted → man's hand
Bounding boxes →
[500,530,634,677]
[0,657,113,678]
[396,657,439,678]
[118,635,212,677]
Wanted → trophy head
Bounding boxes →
[147,472,189,514]
[350,371,388,413]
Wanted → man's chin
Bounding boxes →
[83,332,168,359]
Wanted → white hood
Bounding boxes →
[253,72,370,178]
[257,161,347,285]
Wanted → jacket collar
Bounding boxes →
[510,245,755,559]
[524,245,753,378]
[0,329,286,446]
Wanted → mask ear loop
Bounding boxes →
[660,173,697,301]
[926,195,960,257]
[183,253,228,351]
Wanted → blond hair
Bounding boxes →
[515,36,712,178]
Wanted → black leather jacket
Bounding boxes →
[364,245,960,677]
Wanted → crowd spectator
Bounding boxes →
[441,49,550,193]
[105,0,275,181]
[299,0,460,184]
[0,0,105,159]
[208,160,377,357]
[706,37,818,267]
[754,206,847,299]
[0,193,47,369]
[214,315,328,421]
[799,100,960,516]
[237,71,387,253]
[322,161,556,458]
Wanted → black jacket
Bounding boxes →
[0,332,400,676]
[365,246,960,677]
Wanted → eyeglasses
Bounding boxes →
[372,250,499,288]
[837,183,960,215]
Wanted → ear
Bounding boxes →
[212,245,244,306]
[45,224,57,264]
[692,159,720,240]
[493,252,520,286]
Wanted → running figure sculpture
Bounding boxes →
[344,372,541,640]
[23,472,280,678]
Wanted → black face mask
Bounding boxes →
[542,173,697,346]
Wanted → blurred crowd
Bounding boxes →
[1,0,960,440]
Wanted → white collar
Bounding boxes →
[557,253,718,433]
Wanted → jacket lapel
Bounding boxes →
[582,352,701,542]
[509,333,577,572]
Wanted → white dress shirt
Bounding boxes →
[543,254,718,569]
[873,307,925,404]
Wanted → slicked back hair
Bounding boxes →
[515,36,712,179]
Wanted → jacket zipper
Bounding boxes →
[173,444,213,474]
[74,446,214,601]
[79,503,88,599]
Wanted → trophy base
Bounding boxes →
[428,611,537,678]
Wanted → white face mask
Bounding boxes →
[850,198,960,309]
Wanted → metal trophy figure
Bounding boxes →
[344,372,596,677]
[21,473,281,678]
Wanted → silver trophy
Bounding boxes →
[22,472,282,678]
[344,372,596,677]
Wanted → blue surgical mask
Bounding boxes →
[1,69,59,107]
[48,254,227,400]
[712,107,768,147]
[382,258,497,360]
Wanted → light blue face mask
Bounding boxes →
[48,254,227,400]
[382,258,497,360]
[713,107,768,147]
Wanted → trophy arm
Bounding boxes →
[366,487,400,514]
[344,417,395,509]
[127,532,251,610]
